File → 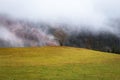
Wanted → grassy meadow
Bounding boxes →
[0,46,120,80]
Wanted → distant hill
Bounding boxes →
[0,15,60,47]
[0,14,120,54]
[65,31,120,54]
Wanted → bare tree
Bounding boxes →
[52,28,67,46]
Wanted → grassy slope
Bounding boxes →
[0,46,120,80]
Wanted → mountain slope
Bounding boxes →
[66,31,120,53]
[0,46,120,80]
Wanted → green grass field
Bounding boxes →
[0,46,120,80]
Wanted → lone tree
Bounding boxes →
[52,28,67,46]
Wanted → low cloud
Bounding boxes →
[0,26,23,47]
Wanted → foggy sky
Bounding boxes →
[0,0,120,47]
[0,0,120,31]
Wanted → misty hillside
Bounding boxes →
[0,15,60,47]
[66,31,120,54]
[0,15,120,54]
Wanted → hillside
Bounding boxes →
[0,46,120,80]
[66,31,120,53]
[0,15,120,54]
